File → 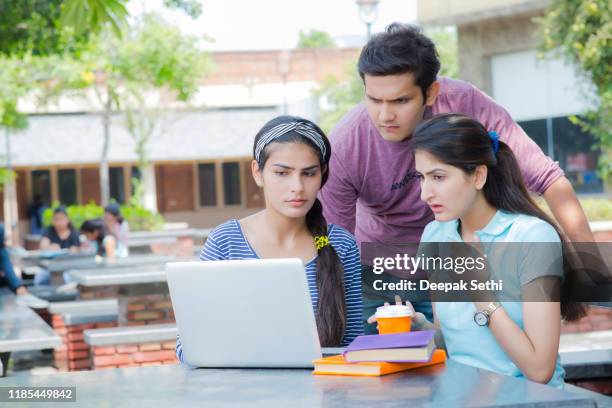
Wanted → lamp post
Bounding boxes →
[356,0,380,40]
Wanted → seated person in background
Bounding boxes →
[0,224,28,295]
[80,219,117,261]
[39,206,81,252]
[104,203,129,258]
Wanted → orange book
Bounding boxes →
[313,349,446,376]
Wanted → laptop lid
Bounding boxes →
[166,258,322,367]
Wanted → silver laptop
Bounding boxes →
[166,258,323,367]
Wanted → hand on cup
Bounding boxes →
[367,296,430,333]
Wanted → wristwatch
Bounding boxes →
[474,302,502,326]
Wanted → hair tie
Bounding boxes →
[314,235,330,251]
[255,121,327,163]
[488,131,499,155]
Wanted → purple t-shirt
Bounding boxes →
[319,77,563,245]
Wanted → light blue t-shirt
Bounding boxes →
[420,210,565,388]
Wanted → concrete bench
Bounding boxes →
[128,229,210,246]
[83,324,178,369]
[0,289,62,376]
[49,299,119,316]
[68,266,167,287]
[128,229,210,258]
[40,254,176,273]
[66,267,175,326]
[560,329,612,395]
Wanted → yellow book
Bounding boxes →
[313,349,446,376]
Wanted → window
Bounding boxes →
[130,166,141,197]
[223,162,241,205]
[552,117,602,194]
[31,170,51,206]
[198,163,217,207]
[109,167,125,204]
[58,169,77,205]
[518,119,548,155]
[518,116,603,194]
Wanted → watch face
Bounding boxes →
[474,312,488,326]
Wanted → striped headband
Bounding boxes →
[255,121,327,163]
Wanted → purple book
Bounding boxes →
[343,330,436,363]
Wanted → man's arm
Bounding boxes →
[319,144,359,234]
[543,177,594,242]
[470,86,594,242]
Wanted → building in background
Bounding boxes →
[1,48,360,238]
[417,0,605,194]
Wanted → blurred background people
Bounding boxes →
[104,204,129,258]
[39,206,81,253]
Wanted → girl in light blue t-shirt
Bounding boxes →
[408,113,585,388]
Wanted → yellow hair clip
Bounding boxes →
[314,235,330,251]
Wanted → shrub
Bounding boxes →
[42,201,164,231]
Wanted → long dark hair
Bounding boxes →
[80,218,107,256]
[412,113,585,321]
[254,115,347,346]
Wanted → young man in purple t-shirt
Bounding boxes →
[319,23,594,332]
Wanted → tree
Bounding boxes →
[0,0,85,56]
[44,13,210,206]
[315,62,363,133]
[59,0,203,37]
[428,28,458,79]
[538,0,611,183]
[0,54,38,243]
[315,28,458,133]
[60,0,129,38]
[298,29,336,49]
[118,14,211,208]
[24,3,209,206]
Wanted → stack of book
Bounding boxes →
[313,330,446,376]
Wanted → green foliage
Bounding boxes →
[60,0,129,38]
[0,0,82,56]
[120,204,165,232]
[297,29,336,49]
[114,14,211,101]
[42,201,164,231]
[537,196,612,221]
[315,61,363,133]
[163,0,203,18]
[0,54,37,129]
[579,198,612,221]
[426,27,458,79]
[538,0,612,182]
[0,168,15,192]
[42,201,103,230]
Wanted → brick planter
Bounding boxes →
[90,340,178,370]
[118,283,175,326]
[51,315,118,372]
[84,324,179,370]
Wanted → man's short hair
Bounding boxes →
[358,23,441,101]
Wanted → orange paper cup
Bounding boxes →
[375,305,413,335]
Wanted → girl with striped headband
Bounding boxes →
[176,116,363,361]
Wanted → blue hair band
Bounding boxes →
[488,131,499,155]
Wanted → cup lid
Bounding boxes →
[375,304,414,318]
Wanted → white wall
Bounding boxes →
[491,49,595,121]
